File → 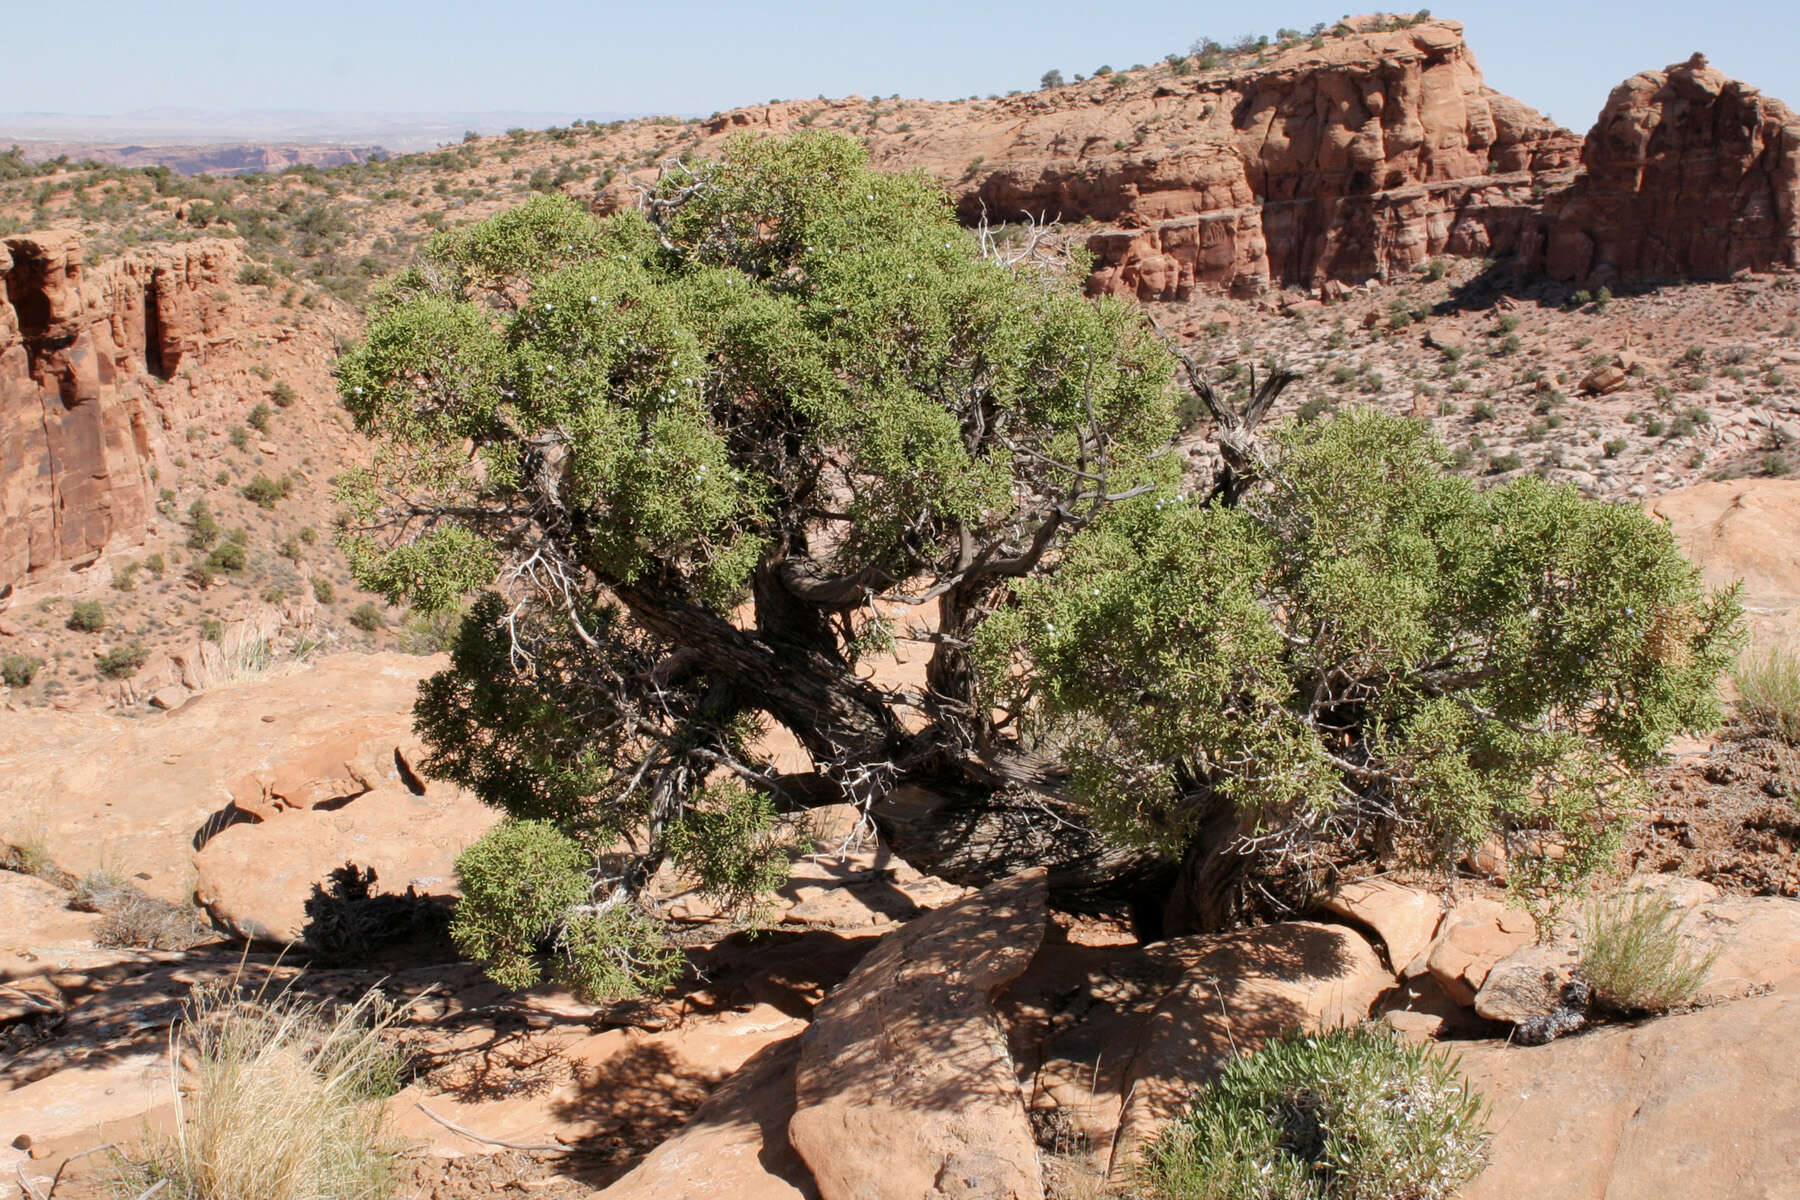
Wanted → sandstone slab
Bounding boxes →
[789,869,1048,1200]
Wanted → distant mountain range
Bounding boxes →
[0,108,666,168]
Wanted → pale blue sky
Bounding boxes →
[2,1,1793,135]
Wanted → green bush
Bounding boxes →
[1735,646,1800,743]
[312,577,336,605]
[187,499,221,550]
[270,380,298,407]
[228,425,250,451]
[451,819,682,999]
[241,473,293,509]
[1138,1027,1490,1200]
[67,600,106,632]
[247,402,273,433]
[349,601,386,632]
[1581,890,1719,1014]
[2,653,44,688]
[97,642,149,679]
[206,539,248,573]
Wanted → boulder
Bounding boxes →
[1646,479,1800,647]
[193,785,494,945]
[0,652,472,906]
[1456,992,1800,1197]
[1321,878,1443,969]
[598,1036,819,1200]
[788,869,1048,1200]
[1423,899,1536,1007]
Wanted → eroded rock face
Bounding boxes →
[0,231,238,590]
[1543,54,1800,283]
[788,869,1048,1200]
[960,17,1579,299]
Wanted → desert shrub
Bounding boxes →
[2,654,43,688]
[270,380,299,407]
[1733,645,1800,743]
[1580,890,1719,1014]
[114,980,405,1200]
[242,473,294,508]
[1137,1027,1490,1200]
[247,401,273,433]
[450,819,683,999]
[313,577,337,605]
[188,499,221,550]
[67,600,106,632]
[112,562,140,591]
[206,539,248,573]
[349,601,386,632]
[228,425,249,451]
[96,641,149,678]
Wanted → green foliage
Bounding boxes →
[206,537,248,574]
[450,820,681,1000]
[228,425,250,451]
[337,132,1173,618]
[1734,645,1800,743]
[67,600,106,632]
[2,654,44,688]
[663,783,789,913]
[349,601,386,632]
[1138,1028,1489,1200]
[313,577,337,605]
[978,410,1742,908]
[247,401,273,433]
[241,473,293,509]
[97,641,150,679]
[187,499,221,550]
[270,380,298,408]
[1581,890,1719,1014]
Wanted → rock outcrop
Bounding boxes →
[1542,54,1800,283]
[1457,992,1800,1198]
[0,231,238,590]
[788,869,1048,1200]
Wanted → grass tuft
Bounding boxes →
[1580,889,1719,1015]
[1734,645,1800,744]
[115,978,407,1200]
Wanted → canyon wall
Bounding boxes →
[0,232,238,591]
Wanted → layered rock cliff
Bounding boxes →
[1537,54,1800,283]
[610,15,1584,300]
[601,16,1800,298]
[0,232,238,590]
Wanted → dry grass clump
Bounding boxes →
[1580,890,1720,1015]
[1734,645,1800,744]
[116,979,407,1200]
[73,873,210,950]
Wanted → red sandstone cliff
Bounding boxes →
[1538,54,1800,283]
[0,232,238,590]
[602,15,1583,300]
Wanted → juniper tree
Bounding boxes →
[336,132,1739,994]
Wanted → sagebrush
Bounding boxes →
[1137,1027,1490,1200]
[1581,890,1719,1014]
